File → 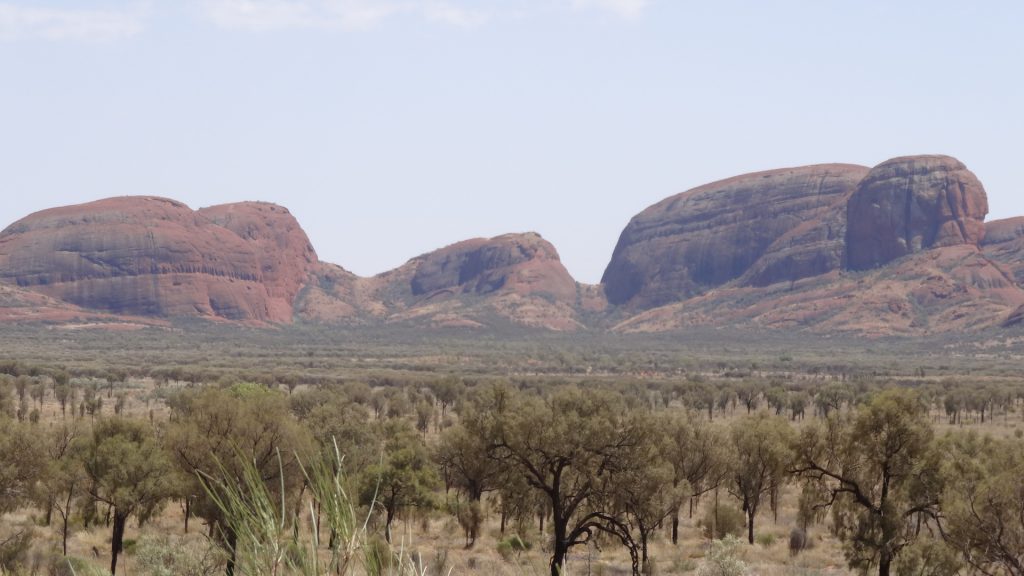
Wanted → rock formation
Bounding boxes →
[1,152,1022,337]
[845,155,988,270]
[198,202,319,321]
[0,197,308,323]
[599,154,1024,335]
[601,164,869,307]
[982,217,1024,285]
[296,233,588,330]
[408,233,577,302]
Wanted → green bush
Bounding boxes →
[673,558,698,572]
[755,532,776,547]
[0,527,33,574]
[700,504,745,540]
[496,535,531,562]
[697,535,747,576]
[133,534,226,576]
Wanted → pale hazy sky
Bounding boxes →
[1,1,1022,283]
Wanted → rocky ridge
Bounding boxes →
[601,164,869,307]
[1,153,1023,336]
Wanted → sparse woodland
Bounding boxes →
[0,328,1023,576]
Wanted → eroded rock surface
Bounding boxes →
[845,155,988,270]
[198,202,318,321]
[601,164,869,306]
[0,197,307,322]
[409,233,577,302]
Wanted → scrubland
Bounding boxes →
[1,324,1022,576]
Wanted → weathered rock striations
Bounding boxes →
[2,152,1023,336]
[981,217,1024,286]
[601,164,869,307]
[292,233,588,330]
[198,202,318,321]
[845,155,988,270]
[368,233,586,330]
[599,154,1024,335]
[0,197,305,322]
[982,217,1024,246]
[613,245,1023,337]
[408,233,577,302]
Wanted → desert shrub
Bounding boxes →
[697,535,746,576]
[429,548,449,576]
[133,534,226,576]
[673,558,698,572]
[0,527,33,574]
[451,500,483,547]
[755,532,776,548]
[893,538,961,576]
[47,556,111,576]
[363,536,398,576]
[700,504,745,540]
[496,535,530,563]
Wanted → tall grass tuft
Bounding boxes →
[199,439,429,576]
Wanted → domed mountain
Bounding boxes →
[602,155,1024,335]
[2,154,1024,337]
[0,197,316,323]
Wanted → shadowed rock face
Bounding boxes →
[983,217,1024,246]
[845,155,988,271]
[409,233,577,302]
[601,164,869,307]
[981,216,1024,284]
[0,197,312,322]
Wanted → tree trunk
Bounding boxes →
[671,506,680,545]
[62,514,70,556]
[640,529,650,575]
[551,526,568,576]
[747,508,755,545]
[110,510,128,575]
[385,507,395,543]
[183,497,191,534]
[878,550,892,576]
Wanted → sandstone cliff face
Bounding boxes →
[981,217,1024,285]
[198,202,318,321]
[601,164,869,307]
[845,155,988,270]
[294,233,588,330]
[378,233,586,330]
[2,151,1021,337]
[0,197,308,323]
[599,154,1024,335]
[408,233,578,302]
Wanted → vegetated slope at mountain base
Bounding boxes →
[614,245,1022,337]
